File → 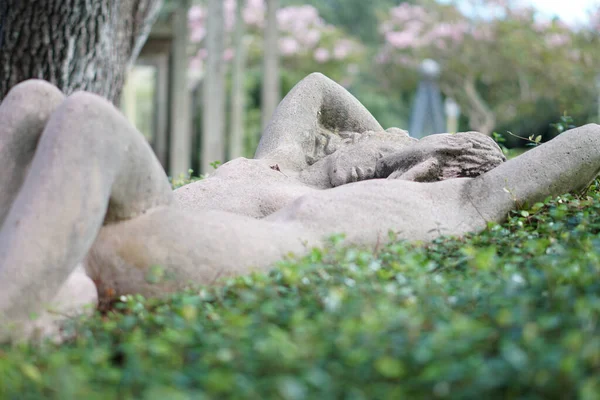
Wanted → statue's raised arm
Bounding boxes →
[255,73,384,171]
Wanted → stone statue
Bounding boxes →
[0,73,598,341]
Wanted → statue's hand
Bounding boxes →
[387,157,441,181]
[376,132,506,181]
[376,135,468,178]
[327,142,397,187]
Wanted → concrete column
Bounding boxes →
[596,74,600,124]
[261,0,280,132]
[121,70,138,129]
[169,0,191,178]
[201,0,226,174]
[154,54,169,169]
[444,97,460,134]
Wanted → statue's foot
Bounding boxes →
[1,266,98,343]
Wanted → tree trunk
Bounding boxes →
[261,0,280,132]
[229,0,247,159]
[201,0,226,174]
[0,0,162,103]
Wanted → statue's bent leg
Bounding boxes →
[0,80,66,226]
[0,91,173,325]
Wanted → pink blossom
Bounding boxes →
[385,31,418,49]
[302,29,322,48]
[390,4,428,23]
[314,48,330,63]
[427,23,455,41]
[188,5,205,22]
[333,39,353,60]
[223,48,235,62]
[187,0,359,65]
[545,33,571,48]
[277,5,324,40]
[189,55,203,71]
[224,0,236,31]
[244,0,265,26]
[534,20,551,33]
[404,20,425,34]
[279,37,300,56]
[277,5,321,28]
[190,26,206,43]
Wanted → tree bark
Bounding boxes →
[201,0,226,174]
[0,0,162,103]
[229,0,247,159]
[261,0,280,132]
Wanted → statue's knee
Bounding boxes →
[64,91,113,111]
[304,72,329,85]
[3,79,65,107]
[0,81,65,144]
[59,91,124,133]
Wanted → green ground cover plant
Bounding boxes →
[1,182,600,399]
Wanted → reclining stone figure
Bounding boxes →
[0,72,598,340]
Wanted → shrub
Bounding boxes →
[2,185,600,399]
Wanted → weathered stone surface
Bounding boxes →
[15,265,98,342]
[0,82,171,340]
[300,128,417,188]
[255,72,384,171]
[0,80,66,227]
[1,73,600,342]
[175,157,315,218]
[377,131,506,181]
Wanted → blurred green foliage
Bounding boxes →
[376,1,600,138]
[3,181,600,398]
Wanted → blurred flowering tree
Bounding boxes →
[377,0,600,136]
[188,0,364,87]
[280,0,408,44]
[188,0,365,156]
